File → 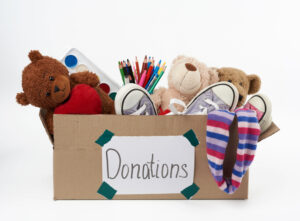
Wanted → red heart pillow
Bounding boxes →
[54,84,102,114]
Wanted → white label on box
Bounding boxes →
[101,135,195,195]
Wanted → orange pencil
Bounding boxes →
[143,61,154,88]
[135,56,140,82]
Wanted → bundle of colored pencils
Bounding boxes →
[118,56,167,94]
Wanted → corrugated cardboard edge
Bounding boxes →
[258,122,280,142]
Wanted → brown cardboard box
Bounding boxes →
[40,110,279,200]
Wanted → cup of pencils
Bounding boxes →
[118,56,167,94]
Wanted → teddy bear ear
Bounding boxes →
[216,68,225,78]
[248,74,261,94]
[172,55,187,64]
[208,67,219,84]
[16,92,30,106]
[28,50,43,62]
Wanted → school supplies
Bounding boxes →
[149,65,166,94]
[118,56,166,93]
[143,62,154,88]
[145,60,161,90]
[118,62,125,85]
[126,60,135,83]
[135,56,140,82]
[138,70,147,87]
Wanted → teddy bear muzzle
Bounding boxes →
[51,75,71,104]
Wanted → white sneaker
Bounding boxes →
[244,94,272,133]
[114,83,157,115]
[169,82,239,115]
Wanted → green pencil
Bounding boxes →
[149,66,167,94]
[118,61,125,85]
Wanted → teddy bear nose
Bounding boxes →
[54,85,60,93]
[185,63,197,71]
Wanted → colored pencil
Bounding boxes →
[118,61,125,85]
[127,59,135,83]
[149,66,166,94]
[138,70,147,87]
[143,61,154,88]
[147,57,152,69]
[157,62,166,75]
[135,56,140,82]
[121,61,129,84]
[141,55,147,74]
[133,65,138,83]
[145,60,161,89]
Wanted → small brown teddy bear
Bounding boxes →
[16,50,115,134]
[217,67,261,107]
[151,55,219,112]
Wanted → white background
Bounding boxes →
[0,0,299,220]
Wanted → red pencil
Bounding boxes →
[143,61,154,88]
[135,56,140,82]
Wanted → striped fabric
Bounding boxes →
[206,109,260,194]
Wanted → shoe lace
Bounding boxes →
[169,98,219,115]
[130,104,149,115]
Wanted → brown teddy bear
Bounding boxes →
[151,55,219,112]
[217,67,261,107]
[16,50,115,135]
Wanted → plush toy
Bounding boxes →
[217,67,261,107]
[151,55,219,112]
[16,50,115,134]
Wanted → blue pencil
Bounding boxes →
[145,60,161,89]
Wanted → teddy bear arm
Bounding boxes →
[95,87,115,114]
[70,71,100,88]
[151,87,167,110]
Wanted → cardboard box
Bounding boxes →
[40,110,279,200]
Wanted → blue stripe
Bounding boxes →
[207,142,226,154]
[207,131,229,142]
[238,143,257,150]
[237,116,258,123]
[232,169,243,177]
[235,159,252,167]
[238,133,259,141]
[208,160,223,170]
[213,175,223,182]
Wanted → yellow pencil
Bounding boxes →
[158,62,166,75]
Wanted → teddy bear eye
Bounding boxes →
[46,92,51,97]
[49,76,54,81]
[239,82,243,86]
[228,80,232,83]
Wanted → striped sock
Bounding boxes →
[231,109,260,192]
[206,109,260,194]
[206,110,235,193]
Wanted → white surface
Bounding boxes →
[0,0,299,220]
[102,136,194,194]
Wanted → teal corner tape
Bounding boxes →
[97,181,117,200]
[181,183,200,199]
[95,129,114,147]
[183,129,199,147]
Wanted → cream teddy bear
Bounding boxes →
[151,55,219,112]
